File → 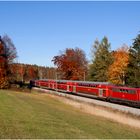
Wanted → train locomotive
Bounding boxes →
[32,79,140,108]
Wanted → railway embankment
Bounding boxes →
[33,87,140,129]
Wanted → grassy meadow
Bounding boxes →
[0,89,140,139]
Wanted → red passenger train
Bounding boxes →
[32,79,140,108]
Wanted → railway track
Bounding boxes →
[33,87,140,117]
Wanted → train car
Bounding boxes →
[56,80,68,92]
[34,79,111,99]
[75,81,111,99]
[107,86,140,107]
[32,79,140,108]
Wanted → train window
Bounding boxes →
[122,89,126,93]
[112,88,136,94]
[78,83,98,87]
[103,90,106,93]
[58,82,66,84]
[128,90,136,94]
[112,88,120,92]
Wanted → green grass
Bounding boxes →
[0,89,140,139]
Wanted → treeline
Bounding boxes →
[0,35,55,89]
[88,34,140,87]
[10,63,56,82]
[0,33,140,88]
[53,34,140,87]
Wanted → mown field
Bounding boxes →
[0,89,140,139]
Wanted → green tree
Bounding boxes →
[89,37,112,82]
[126,33,140,87]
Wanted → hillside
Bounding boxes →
[0,90,140,139]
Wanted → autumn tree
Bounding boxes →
[126,33,140,87]
[2,35,17,81]
[52,47,88,80]
[0,35,17,88]
[108,45,129,85]
[0,36,9,88]
[89,37,112,82]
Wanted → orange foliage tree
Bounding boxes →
[108,45,129,85]
[52,48,88,80]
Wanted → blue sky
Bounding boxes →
[0,1,140,67]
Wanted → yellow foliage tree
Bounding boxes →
[108,45,129,85]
